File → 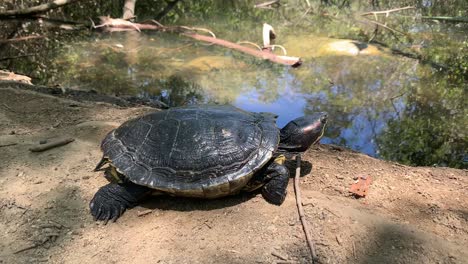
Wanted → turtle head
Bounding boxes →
[278,112,328,153]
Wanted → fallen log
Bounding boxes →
[182,33,302,67]
[95,17,302,67]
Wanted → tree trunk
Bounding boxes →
[122,0,137,20]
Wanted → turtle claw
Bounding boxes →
[89,182,150,223]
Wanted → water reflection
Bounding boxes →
[46,31,466,168]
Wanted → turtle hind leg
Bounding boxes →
[89,182,151,223]
[261,158,290,205]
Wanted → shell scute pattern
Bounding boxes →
[101,105,279,196]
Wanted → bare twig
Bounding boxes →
[0,142,18,148]
[29,138,75,152]
[294,155,318,263]
[352,240,357,260]
[270,45,287,55]
[361,6,415,17]
[0,0,82,18]
[0,54,37,61]
[272,251,289,261]
[14,238,49,254]
[254,0,280,9]
[1,103,14,111]
[137,209,153,217]
[0,35,44,44]
[179,26,216,38]
[155,0,182,20]
[237,41,262,51]
[421,16,468,23]
[362,18,406,36]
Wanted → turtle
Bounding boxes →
[90,105,327,222]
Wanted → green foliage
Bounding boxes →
[377,79,467,168]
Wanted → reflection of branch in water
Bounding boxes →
[361,17,406,37]
[254,0,281,9]
[155,0,182,21]
[389,92,406,120]
[364,107,379,146]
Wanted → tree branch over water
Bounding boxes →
[0,0,84,18]
[94,17,302,67]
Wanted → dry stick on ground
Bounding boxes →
[29,138,75,152]
[294,155,318,262]
[14,240,48,254]
[0,0,83,18]
[0,143,18,148]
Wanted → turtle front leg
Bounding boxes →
[89,182,151,223]
[261,155,290,205]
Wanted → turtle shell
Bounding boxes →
[100,105,279,198]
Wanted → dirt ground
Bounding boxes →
[1,83,467,264]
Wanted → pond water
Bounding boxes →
[1,0,466,168]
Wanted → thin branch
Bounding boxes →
[29,138,75,152]
[0,54,36,61]
[270,45,287,55]
[0,35,44,44]
[254,0,281,9]
[294,155,318,263]
[361,6,415,17]
[362,17,406,36]
[0,142,18,148]
[179,26,216,38]
[183,32,301,67]
[421,16,468,23]
[237,41,262,51]
[155,0,182,21]
[0,0,82,18]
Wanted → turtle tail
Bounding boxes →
[94,156,108,171]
